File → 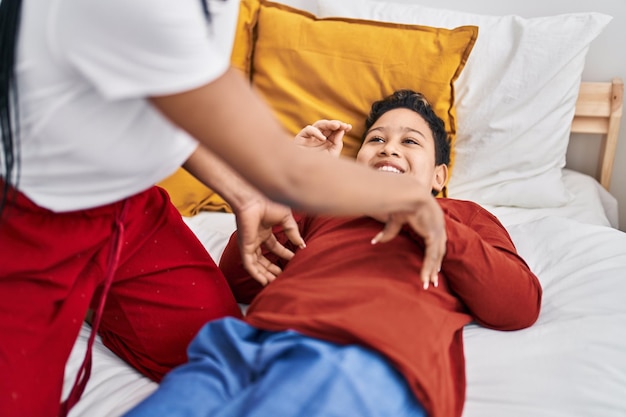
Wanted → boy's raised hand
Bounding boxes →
[294,120,351,158]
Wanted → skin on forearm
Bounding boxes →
[150,67,432,217]
[185,144,306,284]
[152,68,446,282]
[183,145,261,212]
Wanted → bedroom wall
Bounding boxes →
[278,0,626,231]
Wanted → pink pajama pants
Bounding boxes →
[0,185,242,417]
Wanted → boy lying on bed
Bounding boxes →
[124,90,543,417]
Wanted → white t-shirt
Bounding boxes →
[13,0,239,212]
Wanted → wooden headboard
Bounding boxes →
[572,77,624,190]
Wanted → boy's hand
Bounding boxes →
[294,120,351,158]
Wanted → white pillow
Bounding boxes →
[317,0,612,208]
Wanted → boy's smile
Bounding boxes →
[356,108,447,193]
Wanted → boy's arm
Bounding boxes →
[440,203,542,330]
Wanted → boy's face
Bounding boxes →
[356,108,447,193]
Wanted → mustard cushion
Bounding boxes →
[252,1,478,182]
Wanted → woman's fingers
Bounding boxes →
[372,197,447,290]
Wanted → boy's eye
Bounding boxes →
[367,136,384,143]
[403,138,419,145]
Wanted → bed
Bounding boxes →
[64,1,626,416]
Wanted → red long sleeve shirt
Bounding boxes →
[219,198,542,417]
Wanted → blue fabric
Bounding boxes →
[124,317,427,417]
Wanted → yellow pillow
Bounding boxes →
[252,1,478,182]
[159,0,262,215]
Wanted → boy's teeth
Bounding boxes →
[378,165,402,174]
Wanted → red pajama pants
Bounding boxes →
[0,185,242,417]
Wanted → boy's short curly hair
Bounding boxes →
[363,90,451,167]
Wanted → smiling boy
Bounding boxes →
[125,90,542,417]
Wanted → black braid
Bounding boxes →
[0,0,22,221]
[200,0,229,23]
[200,0,211,21]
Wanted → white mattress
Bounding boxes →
[65,170,626,417]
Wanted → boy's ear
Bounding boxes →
[432,164,449,194]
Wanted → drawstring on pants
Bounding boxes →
[58,201,129,417]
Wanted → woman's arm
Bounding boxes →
[150,68,432,216]
[184,146,305,285]
[150,67,446,282]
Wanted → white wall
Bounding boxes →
[280,0,626,231]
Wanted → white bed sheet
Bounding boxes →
[64,171,626,417]
[464,216,626,417]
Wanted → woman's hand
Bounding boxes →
[370,196,447,290]
[294,120,351,158]
[182,146,305,286]
[234,196,306,286]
